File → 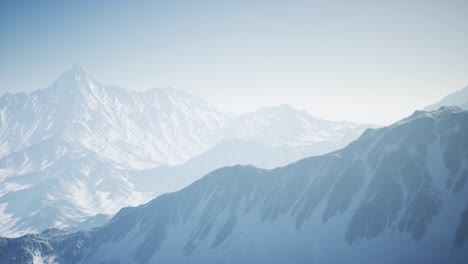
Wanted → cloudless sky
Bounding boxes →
[1,0,467,125]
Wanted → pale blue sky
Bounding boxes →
[1,0,467,124]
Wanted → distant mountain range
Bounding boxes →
[0,65,371,237]
[424,85,468,111]
[1,106,466,264]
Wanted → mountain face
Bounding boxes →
[0,65,231,237]
[424,85,468,111]
[2,107,467,263]
[0,66,371,237]
[0,136,150,237]
[0,65,230,169]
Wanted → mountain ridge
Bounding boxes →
[1,106,466,263]
[0,66,372,237]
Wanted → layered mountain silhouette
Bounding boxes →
[0,66,370,237]
[1,106,467,263]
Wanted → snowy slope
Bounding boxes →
[0,137,152,237]
[0,65,232,237]
[424,85,468,111]
[1,106,467,263]
[0,65,370,237]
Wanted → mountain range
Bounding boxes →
[0,65,371,237]
[1,106,466,263]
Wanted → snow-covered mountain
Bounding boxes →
[0,65,232,237]
[0,64,230,169]
[2,106,467,263]
[0,65,371,237]
[223,104,366,147]
[424,85,468,111]
[0,136,151,237]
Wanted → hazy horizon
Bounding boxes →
[1,2,468,262]
[1,0,467,125]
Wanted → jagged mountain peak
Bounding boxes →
[0,66,232,169]
[43,65,99,101]
[45,67,214,111]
